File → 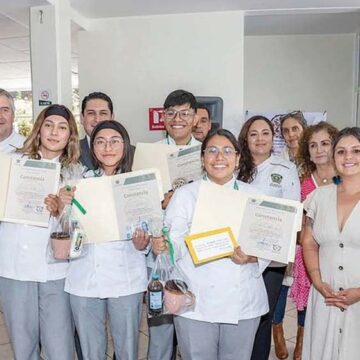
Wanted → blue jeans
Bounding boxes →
[273,285,306,326]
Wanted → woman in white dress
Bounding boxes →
[302,127,360,359]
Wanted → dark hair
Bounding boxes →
[163,89,197,111]
[332,127,360,158]
[81,92,113,115]
[237,115,274,183]
[280,111,307,136]
[201,128,240,155]
[296,121,338,179]
[197,105,211,120]
[90,120,132,174]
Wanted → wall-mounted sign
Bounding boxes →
[149,107,165,131]
[39,89,52,106]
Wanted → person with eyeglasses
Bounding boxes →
[147,89,200,360]
[150,128,269,360]
[237,116,300,360]
[61,121,149,360]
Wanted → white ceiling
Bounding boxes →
[0,0,359,91]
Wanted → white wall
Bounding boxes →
[78,11,245,143]
[244,34,356,130]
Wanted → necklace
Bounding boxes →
[314,170,332,185]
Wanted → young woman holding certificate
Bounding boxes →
[301,127,360,359]
[0,104,80,359]
[237,116,300,360]
[61,121,149,360]
[152,129,269,360]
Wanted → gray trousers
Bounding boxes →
[70,292,143,360]
[147,315,176,360]
[0,277,75,360]
[174,315,261,360]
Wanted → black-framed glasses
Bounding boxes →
[164,108,195,121]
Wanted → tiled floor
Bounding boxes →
[0,299,299,359]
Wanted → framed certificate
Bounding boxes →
[0,153,61,227]
[185,227,238,265]
[189,181,303,264]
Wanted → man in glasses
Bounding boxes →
[193,105,212,142]
[148,89,200,360]
[0,88,25,154]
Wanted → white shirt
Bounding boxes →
[250,155,300,202]
[0,153,69,282]
[157,135,201,148]
[165,178,269,324]
[0,130,25,154]
[65,170,148,298]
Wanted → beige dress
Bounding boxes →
[303,184,360,360]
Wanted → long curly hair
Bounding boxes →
[237,115,274,183]
[19,104,80,168]
[296,121,338,180]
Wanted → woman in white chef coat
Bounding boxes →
[61,120,149,360]
[153,128,269,360]
[0,104,80,360]
[237,115,300,360]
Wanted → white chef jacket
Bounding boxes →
[0,130,25,154]
[0,153,69,282]
[65,169,148,298]
[157,135,201,147]
[250,155,300,202]
[165,177,269,324]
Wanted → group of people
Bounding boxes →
[0,87,359,360]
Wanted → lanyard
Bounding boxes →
[202,173,239,190]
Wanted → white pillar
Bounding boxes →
[30,0,72,118]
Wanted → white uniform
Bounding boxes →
[66,169,148,360]
[147,134,201,360]
[166,178,269,359]
[0,130,25,153]
[250,154,300,202]
[0,153,76,360]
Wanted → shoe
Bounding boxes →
[273,323,289,359]
[293,325,304,360]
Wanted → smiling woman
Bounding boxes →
[0,103,81,360]
[302,127,360,359]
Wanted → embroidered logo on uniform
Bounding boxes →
[271,173,283,184]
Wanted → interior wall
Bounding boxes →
[244,34,356,130]
[78,11,245,143]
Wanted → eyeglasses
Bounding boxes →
[203,146,238,157]
[164,108,195,121]
[94,136,124,149]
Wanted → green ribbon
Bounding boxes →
[66,186,87,215]
[162,226,175,265]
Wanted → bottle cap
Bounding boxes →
[152,273,160,280]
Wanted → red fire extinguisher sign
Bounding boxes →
[149,107,165,131]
